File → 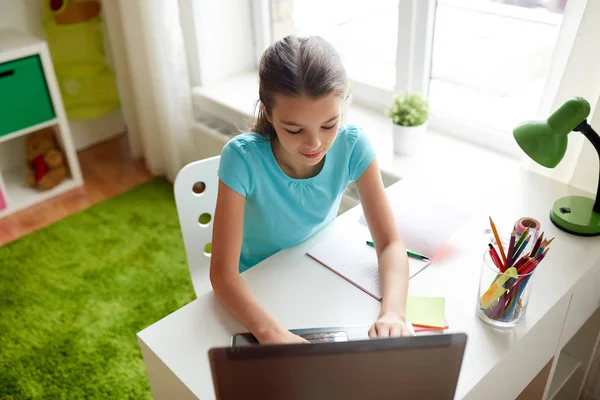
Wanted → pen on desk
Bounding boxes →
[366,241,430,261]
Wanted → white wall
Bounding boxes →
[0,0,127,151]
[533,0,600,195]
[181,0,255,87]
[0,0,45,38]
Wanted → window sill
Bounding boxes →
[192,72,521,183]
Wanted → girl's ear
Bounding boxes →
[263,104,273,123]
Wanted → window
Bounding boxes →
[264,0,568,154]
[270,0,399,90]
[183,0,570,156]
[429,0,568,133]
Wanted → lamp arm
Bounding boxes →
[574,121,600,213]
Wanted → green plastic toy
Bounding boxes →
[41,0,120,120]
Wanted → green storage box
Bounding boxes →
[0,55,56,137]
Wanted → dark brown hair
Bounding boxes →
[252,35,349,139]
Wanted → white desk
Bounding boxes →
[137,169,600,399]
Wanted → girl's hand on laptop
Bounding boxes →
[259,328,309,345]
[369,312,415,338]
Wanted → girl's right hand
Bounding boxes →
[259,328,309,345]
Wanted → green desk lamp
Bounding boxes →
[513,97,600,236]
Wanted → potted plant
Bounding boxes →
[386,92,430,156]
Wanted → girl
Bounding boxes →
[210,35,413,344]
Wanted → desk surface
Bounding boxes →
[138,169,600,399]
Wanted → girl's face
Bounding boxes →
[267,93,342,175]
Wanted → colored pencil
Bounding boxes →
[516,256,534,273]
[536,237,554,258]
[489,217,507,266]
[536,245,545,258]
[536,248,549,262]
[519,259,539,276]
[512,236,530,266]
[513,227,530,256]
[513,255,530,271]
[529,232,545,258]
[504,230,517,270]
[505,277,530,320]
[504,294,518,320]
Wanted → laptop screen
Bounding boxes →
[209,333,467,400]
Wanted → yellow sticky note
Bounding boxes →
[406,296,446,328]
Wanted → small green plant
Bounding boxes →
[386,92,430,127]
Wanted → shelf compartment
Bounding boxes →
[0,165,78,219]
[549,352,583,400]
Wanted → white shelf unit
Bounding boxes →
[546,306,600,400]
[0,30,83,220]
[0,118,59,145]
[549,352,583,400]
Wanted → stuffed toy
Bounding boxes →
[25,128,67,190]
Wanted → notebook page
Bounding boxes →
[306,224,429,300]
[358,181,470,258]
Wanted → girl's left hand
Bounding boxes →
[368,312,415,338]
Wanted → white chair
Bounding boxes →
[174,155,220,296]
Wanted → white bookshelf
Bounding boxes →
[549,352,582,400]
[0,30,83,220]
[545,306,600,400]
[0,118,59,145]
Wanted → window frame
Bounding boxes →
[185,0,568,158]
[250,0,529,157]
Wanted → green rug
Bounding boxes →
[0,179,196,399]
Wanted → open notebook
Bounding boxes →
[306,223,430,301]
[358,181,471,258]
[306,181,470,301]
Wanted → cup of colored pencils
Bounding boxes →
[477,217,553,328]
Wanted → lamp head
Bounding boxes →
[513,97,591,168]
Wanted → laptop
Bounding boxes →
[209,333,467,400]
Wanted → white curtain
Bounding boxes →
[530,0,600,195]
[101,0,196,182]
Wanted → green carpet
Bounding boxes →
[0,179,196,399]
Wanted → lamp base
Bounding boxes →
[550,196,600,236]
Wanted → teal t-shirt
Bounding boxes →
[217,124,375,272]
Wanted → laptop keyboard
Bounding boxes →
[299,331,348,343]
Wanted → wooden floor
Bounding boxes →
[0,135,153,246]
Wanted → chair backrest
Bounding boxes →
[174,156,220,296]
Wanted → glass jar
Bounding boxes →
[476,249,536,328]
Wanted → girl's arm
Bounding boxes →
[210,181,307,344]
[355,157,414,337]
